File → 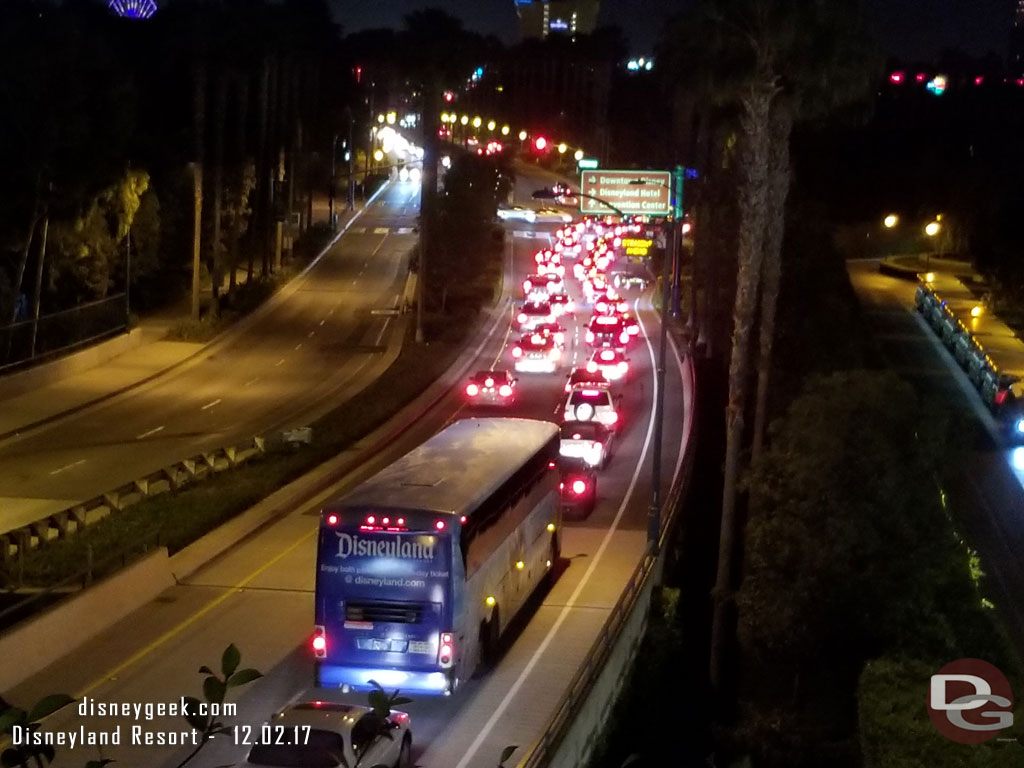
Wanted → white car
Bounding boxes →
[513,332,562,373]
[562,386,620,429]
[588,348,630,381]
[497,205,537,223]
[517,300,555,330]
[244,701,412,768]
[535,207,574,224]
[560,421,614,469]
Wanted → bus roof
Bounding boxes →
[327,418,558,517]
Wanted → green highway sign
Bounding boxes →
[579,169,672,216]
[577,157,599,170]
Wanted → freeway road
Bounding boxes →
[848,260,1024,648]
[8,166,692,768]
[0,180,421,534]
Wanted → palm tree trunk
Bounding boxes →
[710,79,777,696]
[211,70,228,311]
[230,74,249,296]
[751,102,793,464]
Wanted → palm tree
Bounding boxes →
[663,0,875,696]
[750,4,877,461]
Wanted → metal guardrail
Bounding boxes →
[0,434,278,563]
[517,348,698,768]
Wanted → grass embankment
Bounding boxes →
[3,204,503,590]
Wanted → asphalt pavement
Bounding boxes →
[6,165,693,768]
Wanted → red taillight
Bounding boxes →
[326,513,338,526]
[600,350,614,361]
[466,383,480,396]
[485,377,494,387]
[397,517,405,526]
[586,330,595,343]
[518,313,528,324]
[555,332,564,345]
[366,515,376,524]
[439,632,454,666]
[460,515,467,523]
[499,384,513,397]
[608,412,619,424]
[995,389,1009,406]
[436,520,446,530]
[550,347,561,360]
[586,361,598,373]
[312,626,327,658]
[512,346,523,358]
[619,332,629,344]
[594,442,603,452]
[572,479,587,495]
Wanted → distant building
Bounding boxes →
[514,0,600,41]
[1012,0,1024,75]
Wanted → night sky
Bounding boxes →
[328,0,1016,61]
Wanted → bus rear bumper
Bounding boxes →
[317,663,451,695]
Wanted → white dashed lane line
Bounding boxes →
[136,425,165,440]
[49,459,86,476]
[201,399,222,411]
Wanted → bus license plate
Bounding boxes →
[408,641,431,654]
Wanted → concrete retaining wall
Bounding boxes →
[0,547,174,693]
[0,328,141,401]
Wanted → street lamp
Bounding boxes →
[629,172,685,552]
[925,220,941,237]
[883,214,898,228]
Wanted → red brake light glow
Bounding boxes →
[512,346,523,358]
[466,383,480,396]
[600,350,614,361]
[326,513,338,526]
[435,520,446,530]
[518,313,528,324]
[586,361,598,372]
[499,384,513,397]
[366,515,376,524]
[572,479,587,495]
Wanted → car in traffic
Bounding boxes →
[535,207,574,223]
[585,314,630,349]
[588,348,629,382]
[512,332,562,373]
[547,293,574,317]
[562,386,620,428]
[558,456,597,519]
[560,421,615,469]
[564,365,611,393]
[517,300,554,330]
[465,369,517,406]
[496,205,537,223]
[532,321,567,348]
[244,701,412,768]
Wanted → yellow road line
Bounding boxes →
[74,527,317,699]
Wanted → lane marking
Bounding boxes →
[201,398,222,411]
[275,359,286,367]
[319,320,326,327]
[244,377,260,388]
[73,528,317,699]
[490,304,516,369]
[294,343,303,351]
[308,331,316,338]
[453,284,662,768]
[374,317,391,347]
[135,426,165,440]
[49,458,86,476]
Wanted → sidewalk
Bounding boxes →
[0,195,372,441]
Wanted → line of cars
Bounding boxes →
[465,215,649,521]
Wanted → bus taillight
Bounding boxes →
[439,633,454,667]
[312,626,327,658]
[435,520,446,530]
[326,513,338,526]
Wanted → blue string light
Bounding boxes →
[109,0,158,19]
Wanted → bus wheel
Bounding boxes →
[480,608,501,666]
